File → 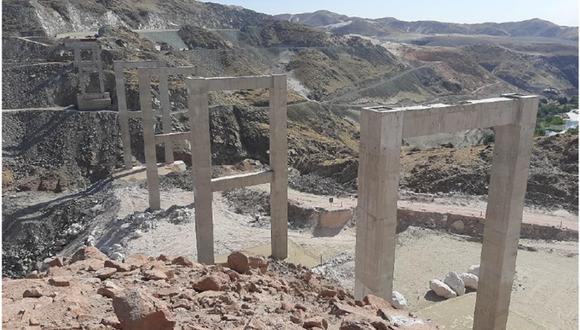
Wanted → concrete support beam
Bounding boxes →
[187,78,215,265]
[354,109,403,301]
[155,132,191,144]
[211,171,273,192]
[158,67,174,164]
[138,70,161,210]
[365,97,520,138]
[269,74,288,259]
[114,63,133,169]
[473,96,539,330]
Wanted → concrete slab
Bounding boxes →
[415,293,545,330]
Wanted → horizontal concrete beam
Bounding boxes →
[211,170,273,192]
[127,111,142,118]
[154,132,191,144]
[363,96,537,138]
[113,60,164,70]
[139,66,197,76]
[64,40,99,49]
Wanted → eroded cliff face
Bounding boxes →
[3,0,270,37]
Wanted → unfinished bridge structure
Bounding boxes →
[114,60,289,263]
[355,95,539,330]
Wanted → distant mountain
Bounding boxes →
[274,11,578,40]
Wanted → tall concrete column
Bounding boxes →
[158,68,174,164]
[354,109,403,301]
[187,78,214,264]
[138,70,161,210]
[473,96,538,330]
[114,65,133,169]
[269,74,288,259]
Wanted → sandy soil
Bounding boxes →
[109,181,578,329]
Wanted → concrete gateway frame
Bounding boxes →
[65,40,111,110]
[355,95,538,330]
[137,66,197,210]
[186,74,288,264]
[113,60,167,170]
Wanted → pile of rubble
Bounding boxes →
[429,265,479,299]
[3,246,437,329]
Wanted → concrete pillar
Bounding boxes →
[138,69,161,210]
[114,64,133,169]
[473,96,538,330]
[158,68,174,164]
[187,78,214,264]
[95,47,105,94]
[354,109,403,301]
[269,74,288,259]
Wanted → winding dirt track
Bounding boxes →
[254,185,578,230]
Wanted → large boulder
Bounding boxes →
[391,291,408,309]
[429,279,457,299]
[226,251,268,274]
[70,246,109,264]
[459,272,479,290]
[467,264,480,276]
[443,272,465,296]
[112,289,175,330]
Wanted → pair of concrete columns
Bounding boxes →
[355,95,539,330]
[65,40,110,110]
[115,63,289,263]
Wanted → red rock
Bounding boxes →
[95,267,117,280]
[23,288,43,298]
[97,281,123,299]
[143,269,168,281]
[248,256,268,273]
[295,303,307,311]
[70,246,108,264]
[226,251,268,274]
[290,310,304,324]
[104,260,130,272]
[281,301,294,311]
[363,294,393,310]
[303,316,328,329]
[153,288,180,298]
[101,317,121,329]
[171,256,194,267]
[319,288,338,298]
[125,254,150,269]
[246,318,266,329]
[339,320,375,330]
[157,254,171,262]
[45,257,64,268]
[193,273,229,292]
[48,277,71,287]
[112,289,175,330]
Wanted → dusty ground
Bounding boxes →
[97,179,578,330]
[3,169,578,329]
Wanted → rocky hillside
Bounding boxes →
[276,11,578,40]
[2,246,435,329]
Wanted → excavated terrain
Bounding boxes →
[2,246,436,329]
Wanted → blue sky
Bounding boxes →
[206,0,579,26]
